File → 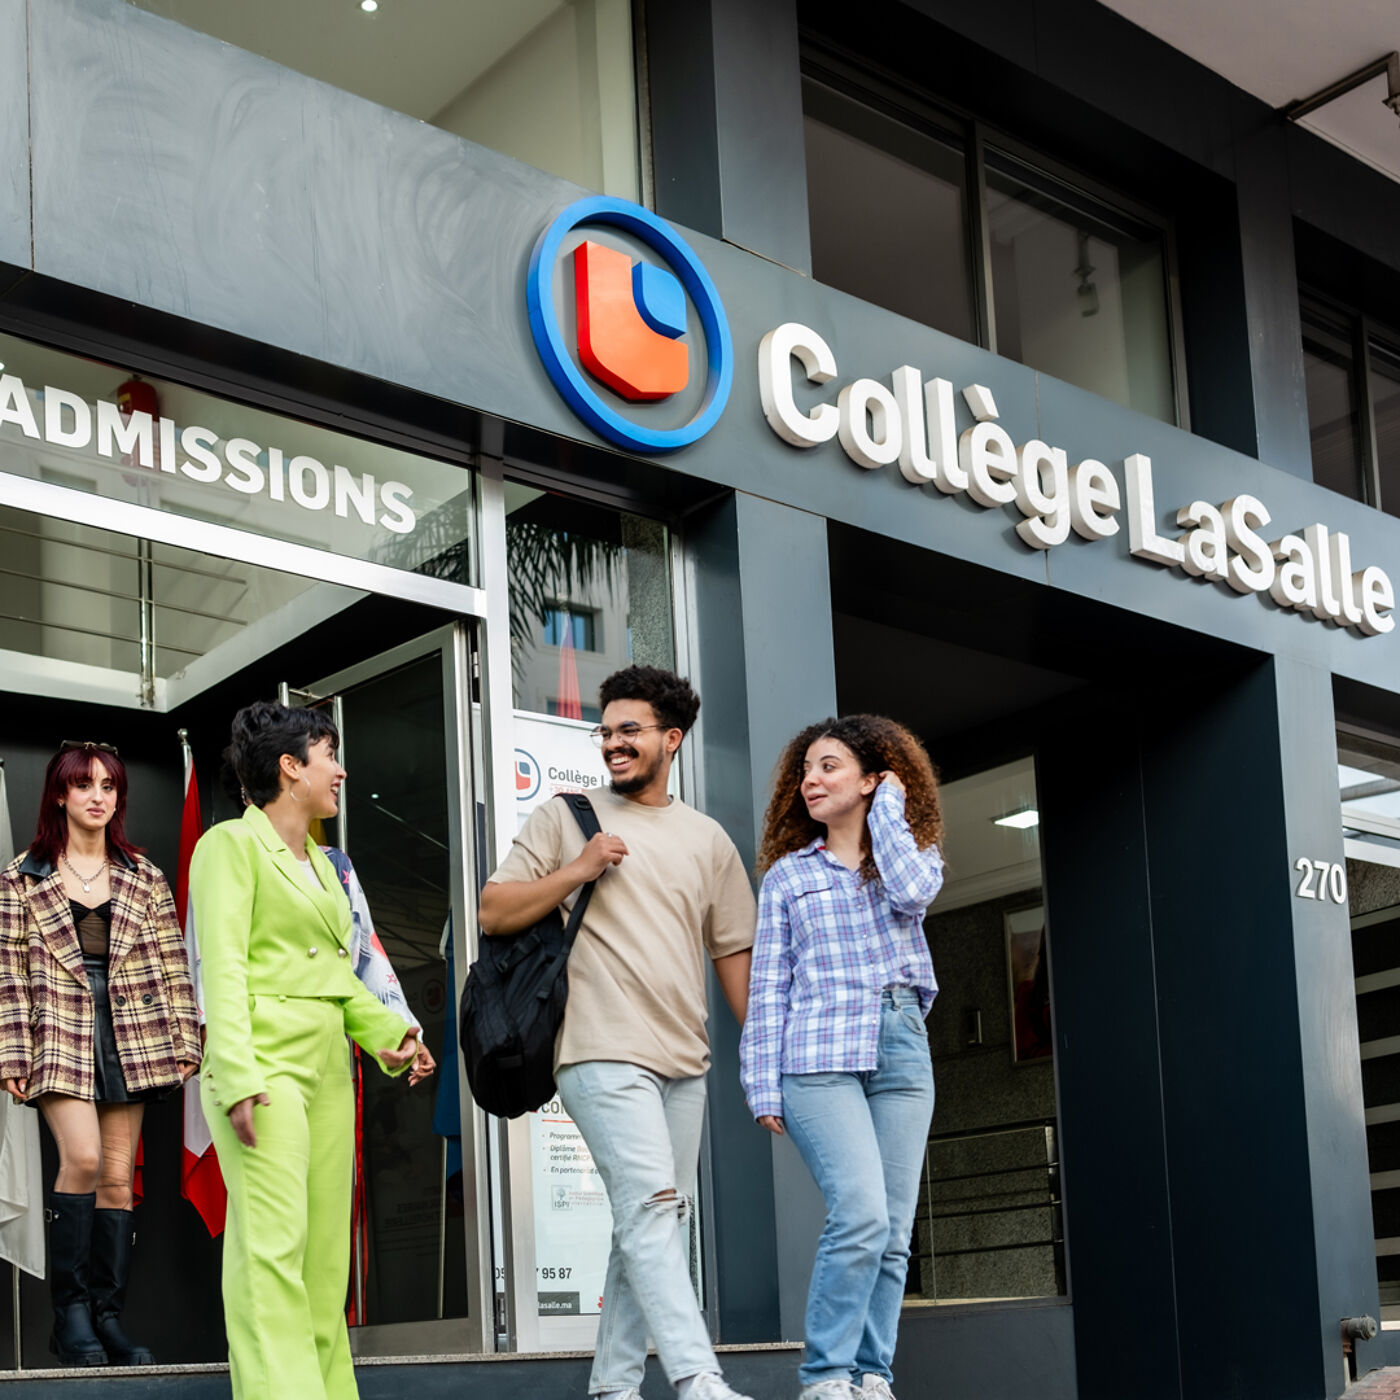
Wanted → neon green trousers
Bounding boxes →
[204,995,358,1400]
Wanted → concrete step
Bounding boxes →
[0,1344,804,1400]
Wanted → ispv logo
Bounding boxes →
[573,241,689,401]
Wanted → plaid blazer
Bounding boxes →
[0,849,202,1101]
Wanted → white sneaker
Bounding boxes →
[595,1390,643,1400]
[862,1378,897,1400]
[686,1373,756,1400]
[799,1381,861,1400]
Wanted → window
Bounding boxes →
[801,62,1182,424]
[1339,730,1400,1319]
[505,485,672,724]
[126,0,639,201]
[542,606,598,652]
[1301,297,1400,517]
[912,757,1065,1305]
[985,154,1175,423]
[804,80,975,343]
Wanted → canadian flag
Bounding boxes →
[177,749,227,1236]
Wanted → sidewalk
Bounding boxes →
[1350,1369,1400,1397]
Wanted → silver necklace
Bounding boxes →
[61,853,108,895]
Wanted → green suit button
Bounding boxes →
[307,947,319,957]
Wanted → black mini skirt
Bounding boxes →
[83,954,171,1105]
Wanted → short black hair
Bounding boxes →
[229,700,339,808]
[597,666,700,735]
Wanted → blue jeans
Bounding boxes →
[781,989,935,1386]
[556,1061,716,1393]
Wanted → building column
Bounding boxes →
[687,491,837,1343]
[643,0,811,273]
[1140,655,1372,1398]
[1234,117,1314,480]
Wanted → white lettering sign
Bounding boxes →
[758,325,1395,639]
[0,367,417,534]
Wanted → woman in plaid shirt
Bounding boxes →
[0,741,201,1367]
[741,716,944,1400]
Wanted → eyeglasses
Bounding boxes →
[60,740,119,758]
[588,723,668,747]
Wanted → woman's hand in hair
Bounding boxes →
[757,1115,784,1136]
[228,1093,271,1148]
[3,1077,26,1104]
[877,770,905,794]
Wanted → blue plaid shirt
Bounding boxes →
[740,783,944,1120]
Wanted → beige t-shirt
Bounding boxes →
[487,789,756,1079]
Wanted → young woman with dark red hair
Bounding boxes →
[0,741,201,1367]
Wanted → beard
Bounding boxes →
[608,746,663,796]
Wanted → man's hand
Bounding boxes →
[380,1027,422,1074]
[570,832,628,882]
[758,1115,784,1136]
[178,1060,199,1083]
[408,1039,437,1087]
[3,1077,27,1104]
[228,1093,270,1148]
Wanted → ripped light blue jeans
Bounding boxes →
[556,1061,715,1394]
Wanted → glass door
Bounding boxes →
[290,623,490,1355]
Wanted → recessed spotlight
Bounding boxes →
[360,0,378,11]
[993,807,1040,830]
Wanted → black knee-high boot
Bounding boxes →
[47,1191,107,1366]
[90,1209,154,1366]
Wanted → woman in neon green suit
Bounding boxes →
[191,701,419,1400]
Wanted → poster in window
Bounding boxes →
[1005,906,1053,1065]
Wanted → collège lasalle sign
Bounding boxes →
[757,323,1395,640]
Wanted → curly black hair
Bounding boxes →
[597,665,700,735]
[229,700,340,807]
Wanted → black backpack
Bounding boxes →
[459,793,601,1119]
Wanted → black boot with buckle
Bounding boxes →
[90,1208,154,1366]
[47,1191,107,1366]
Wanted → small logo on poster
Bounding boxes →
[514,749,542,801]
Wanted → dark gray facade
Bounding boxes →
[1,2,1399,1398]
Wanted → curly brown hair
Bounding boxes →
[757,714,943,882]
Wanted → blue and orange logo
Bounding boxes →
[514,749,541,802]
[527,196,733,454]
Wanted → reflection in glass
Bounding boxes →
[0,332,477,588]
[126,0,638,200]
[1339,736,1400,872]
[335,656,468,1326]
[1302,318,1367,502]
[985,158,1174,422]
[1370,345,1400,519]
[803,80,975,342]
[1339,731,1400,1318]
[912,757,1064,1304]
[505,485,672,719]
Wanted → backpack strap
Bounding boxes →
[558,794,603,950]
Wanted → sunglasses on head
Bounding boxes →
[59,740,119,758]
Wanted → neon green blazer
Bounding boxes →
[190,804,411,1110]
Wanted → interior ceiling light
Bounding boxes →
[360,0,378,11]
[1283,52,1400,128]
[993,807,1040,830]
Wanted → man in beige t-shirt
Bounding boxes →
[480,666,755,1400]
